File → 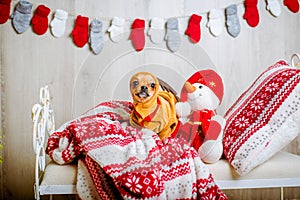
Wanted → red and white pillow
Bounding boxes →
[223,60,300,176]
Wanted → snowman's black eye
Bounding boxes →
[199,85,203,89]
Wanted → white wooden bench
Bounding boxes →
[32,85,300,200]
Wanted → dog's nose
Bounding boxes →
[141,86,148,91]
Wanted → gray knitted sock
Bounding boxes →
[89,19,103,55]
[225,4,240,38]
[11,0,33,34]
[165,18,181,52]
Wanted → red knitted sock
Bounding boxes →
[129,19,145,51]
[185,14,202,43]
[31,5,50,35]
[71,15,89,48]
[243,0,259,27]
[0,0,11,24]
[284,0,299,13]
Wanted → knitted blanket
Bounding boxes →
[46,101,227,200]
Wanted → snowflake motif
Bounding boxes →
[202,193,217,200]
[265,82,279,92]
[125,174,143,193]
[75,125,88,136]
[234,116,249,129]
[224,135,235,148]
[250,99,264,111]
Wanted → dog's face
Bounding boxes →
[130,72,159,103]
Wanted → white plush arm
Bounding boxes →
[175,102,191,124]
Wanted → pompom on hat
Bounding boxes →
[180,69,224,108]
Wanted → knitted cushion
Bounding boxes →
[223,60,300,176]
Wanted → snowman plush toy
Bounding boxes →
[175,69,226,163]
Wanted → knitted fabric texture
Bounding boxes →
[31,5,50,35]
[266,0,282,17]
[185,14,202,43]
[207,9,223,37]
[243,0,260,27]
[107,17,125,43]
[129,18,145,51]
[71,15,89,48]
[0,0,11,24]
[50,9,68,38]
[46,100,227,200]
[89,19,103,55]
[284,0,299,13]
[226,4,240,38]
[148,17,165,44]
[165,18,181,52]
[223,60,300,176]
[11,0,33,34]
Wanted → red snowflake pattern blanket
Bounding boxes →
[46,101,227,200]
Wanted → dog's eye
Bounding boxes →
[132,81,139,87]
[150,83,155,88]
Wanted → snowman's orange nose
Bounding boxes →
[184,82,196,93]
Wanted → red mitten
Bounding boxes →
[185,14,202,43]
[0,0,11,24]
[31,5,50,35]
[284,0,299,13]
[243,0,259,27]
[71,15,89,48]
[129,18,145,51]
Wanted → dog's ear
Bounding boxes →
[157,77,179,101]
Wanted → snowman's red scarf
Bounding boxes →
[46,101,227,200]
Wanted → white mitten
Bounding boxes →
[50,9,68,38]
[148,17,165,44]
[266,0,281,17]
[175,102,191,124]
[206,9,223,37]
[107,17,125,43]
[165,18,181,52]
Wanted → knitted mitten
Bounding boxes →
[165,18,181,52]
[129,18,145,51]
[148,17,165,44]
[50,9,68,38]
[89,19,103,55]
[243,0,260,27]
[225,4,241,38]
[31,5,50,35]
[0,0,12,24]
[11,0,33,34]
[185,14,202,43]
[71,15,89,48]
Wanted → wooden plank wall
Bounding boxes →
[0,0,299,199]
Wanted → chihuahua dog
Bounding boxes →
[129,71,179,140]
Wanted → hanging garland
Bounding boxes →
[0,0,299,54]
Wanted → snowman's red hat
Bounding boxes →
[180,69,224,106]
